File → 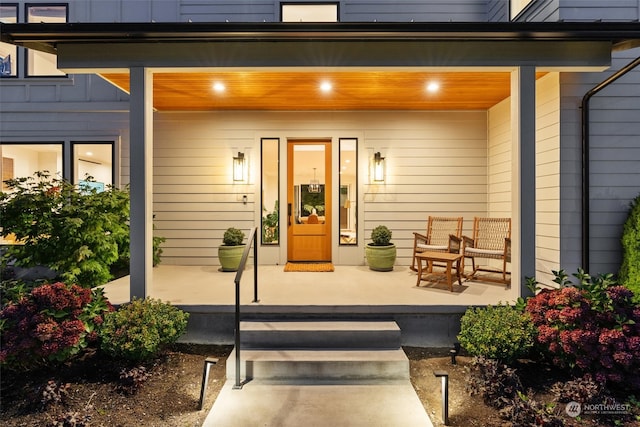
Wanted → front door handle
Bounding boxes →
[288,203,292,226]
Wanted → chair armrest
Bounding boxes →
[413,232,428,246]
[448,234,461,254]
[462,235,474,248]
[504,238,511,263]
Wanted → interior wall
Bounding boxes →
[153,110,488,266]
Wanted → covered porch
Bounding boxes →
[102,264,516,346]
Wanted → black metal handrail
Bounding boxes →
[233,226,259,389]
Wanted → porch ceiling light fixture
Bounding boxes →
[373,151,385,182]
[309,167,321,193]
[233,151,245,182]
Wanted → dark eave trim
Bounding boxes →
[3,21,640,54]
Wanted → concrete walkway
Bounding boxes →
[202,381,434,427]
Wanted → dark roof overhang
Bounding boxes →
[3,21,640,55]
[3,22,640,73]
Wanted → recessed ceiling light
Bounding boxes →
[320,81,332,93]
[426,82,440,93]
[86,151,93,156]
[213,82,226,93]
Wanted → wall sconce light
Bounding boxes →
[233,152,245,182]
[373,152,385,182]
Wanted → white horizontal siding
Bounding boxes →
[535,73,561,285]
[487,72,561,285]
[151,110,489,266]
[360,111,487,266]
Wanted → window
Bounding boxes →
[339,138,357,245]
[0,5,17,77]
[0,141,114,192]
[72,143,114,191]
[511,0,534,20]
[26,4,67,76]
[0,143,64,191]
[261,138,280,245]
[281,3,338,22]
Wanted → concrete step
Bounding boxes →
[226,348,409,382]
[239,320,401,349]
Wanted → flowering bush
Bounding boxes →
[525,269,640,391]
[99,298,189,362]
[0,282,114,370]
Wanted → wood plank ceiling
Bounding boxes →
[101,71,545,111]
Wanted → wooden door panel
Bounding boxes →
[287,140,332,262]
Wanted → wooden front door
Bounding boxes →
[287,139,332,261]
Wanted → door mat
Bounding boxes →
[284,262,335,272]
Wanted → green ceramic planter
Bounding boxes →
[365,244,396,272]
[218,244,246,272]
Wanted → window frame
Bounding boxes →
[280,2,340,22]
[0,3,19,78]
[71,141,116,190]
[25,2,68,78]
[338,137,357,246]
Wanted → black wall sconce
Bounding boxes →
[373,151,385,182]
[233,151,245,182]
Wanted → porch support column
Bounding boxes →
[511,66,536,298]
[129,67,154,300]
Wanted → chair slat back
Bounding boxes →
[473,217,511,251]
[427,216,463,247]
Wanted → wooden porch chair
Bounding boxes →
[411,216,463,271]
[461,217,511,285]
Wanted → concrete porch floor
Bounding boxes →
[102,264,517,308]
[102,264,517,347]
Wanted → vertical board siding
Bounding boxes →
[560,47,640,276]
[152,111,488,266]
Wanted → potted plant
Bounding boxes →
[365,225,396,271]
[218,227,246,272]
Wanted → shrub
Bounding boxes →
[467,356,523,408]
[619,194,640,303]
[370,225,392,246]
[458,303,537,363]
[222,227,245,246]
[467,357,564,426]
[525,269,640,391]
[550,374,602,403]
[1,172,166,287]
[99,298,189,362]
[116,366,151,395]
[0,282,113,370]
[0,172,130,288]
